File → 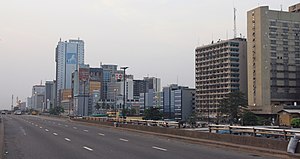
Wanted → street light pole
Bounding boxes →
[120,66,128,119]
[83,80,86,116]
[68,95,72,116]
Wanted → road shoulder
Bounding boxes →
[0,116,4,159]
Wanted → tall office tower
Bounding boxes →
[247,4,300,115]
[195,38,247,119]
[32,84,46,109]
[45,81,55,110]
[133,80,149,97]
[144,77,161,92]
[55,39,84,107]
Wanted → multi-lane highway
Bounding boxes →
[2,115,281,159]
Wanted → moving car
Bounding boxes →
[14,110,22,115]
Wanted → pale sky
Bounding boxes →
[0,0,298,109]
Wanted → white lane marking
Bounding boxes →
[65,138,71,142]
[73,127,77,129]
[152,146,167,152]
[119,138,129,142]
[65,125,68,127]
[58,123,61,126]
[98,133,105,136]
[83,146,93,151]
[20,127,27,136]
[83,130,89,132]
[45,129,49,132]
[53,133,58,136]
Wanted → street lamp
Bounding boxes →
[120,66,128,119]
[68,95,72,116]
[82,80,87,116]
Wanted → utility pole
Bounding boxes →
[120,66,129,119]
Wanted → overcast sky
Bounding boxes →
[0,0,298,109]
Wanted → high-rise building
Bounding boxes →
[32,84,46,110]
[144,77,161,92]
[72,64,90,116]
[195,38,247,119]
[45,81,55,110]
[247,5,300,115]
[55,39,84,107]
[133,80,149,97]
[100,64,119,100]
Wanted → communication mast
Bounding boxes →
[233,8,237,38]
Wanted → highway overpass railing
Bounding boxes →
[209,125,300,141]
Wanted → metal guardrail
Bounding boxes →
[74,116,181,128]
[209,125,300,140]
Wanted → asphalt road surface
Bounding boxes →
[2,115,282,159]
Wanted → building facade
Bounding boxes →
[195,38,247,119]
[45,80,56,110]
[163,84,195,121]
[55,39,84,107]
[247,5,300,115]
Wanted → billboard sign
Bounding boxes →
[66,53,77,64]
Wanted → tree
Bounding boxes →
[219,91,247,124]
[143,107,163,120]
[49,106,64,115]
[291,118,300,128]
[242,111,258,126]
[187,112,197,127]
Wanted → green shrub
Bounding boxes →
[291,118,300,128]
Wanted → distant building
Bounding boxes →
[20,102,26,111]
[289,3,300,12]
[144,77,161,92]
[133,80,149,97]
[55,39,84,107]
[247,5,300,115]
[27,97,32,109]
[101,64,119,100]
[32,85,46,110]
[195,38,247,119]
[45,81,56,110]
[163,84,195,121]
[139,89,163,115]
[72,65,90,116]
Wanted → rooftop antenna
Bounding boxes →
[233,7,237,38]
